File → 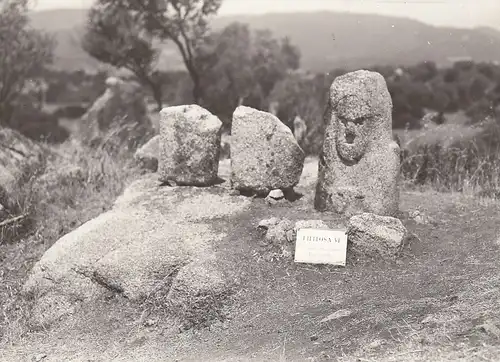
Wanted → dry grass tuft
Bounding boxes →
[0,133,142,345]
[400,117,500,194]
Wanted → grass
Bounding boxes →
[0,134,141,345]
[399,115,500,194]
[2,110,500,360]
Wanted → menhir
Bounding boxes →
[314,70,400,217]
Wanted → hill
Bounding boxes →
[29,9,500,72]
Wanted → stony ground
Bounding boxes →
[2,157,500,361]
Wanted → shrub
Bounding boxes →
[10,101,69,144]
[400,118,500,192]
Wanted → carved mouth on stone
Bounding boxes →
[345,131,355,144]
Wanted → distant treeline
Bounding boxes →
[20,60,500,152]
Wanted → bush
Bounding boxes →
[10,103,69,144]
[401,119,500,192]
[53,105,88,120]
[0,131,141,341]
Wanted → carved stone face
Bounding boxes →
[334,95,372,163]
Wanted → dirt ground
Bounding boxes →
[2,158,500,361]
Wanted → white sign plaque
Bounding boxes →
[294,228,347,266]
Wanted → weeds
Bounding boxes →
[0,132,141,344]
[400,117,500,194]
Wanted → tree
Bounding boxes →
[268,72,328,154]
[195,22,301,128]
[410,61,438,83]
[251,30,300,101]
[195,22,255,121]
[0,0,54,127]
[82,2,164,110]
[85,0,222,104]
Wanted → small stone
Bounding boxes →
[229,189,240,196]
[366,339,384,349]
[165,179,178,187]
[257,217,281,230]
[409,210,436,225]
[310,335,318,341]
[134,135,160,172]
[34,353,47,362]
[421,314,438,325]
[265,219,294,245]
[144,319,156,327]
[265,196,278,205]
[320,309,352,323]
[268,189,284,200]
[347,213,407,257]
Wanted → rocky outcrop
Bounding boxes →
[22,175,251,328]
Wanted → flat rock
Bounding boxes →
[158,105,222,186]
[230,106,305,195]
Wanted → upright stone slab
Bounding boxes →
[159,105,222,186]
[314,70,400,216]
[231,106,305,195]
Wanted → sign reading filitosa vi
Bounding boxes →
[294,228,347,266]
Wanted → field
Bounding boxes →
[1,138,500,360]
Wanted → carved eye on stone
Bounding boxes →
[353,117,366,125]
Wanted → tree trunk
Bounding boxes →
[0,103,14,128]
[192,77,202,104]
[138,71,163,112]
[186,62,203,105]
[151,84,163,112]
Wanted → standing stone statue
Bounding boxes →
[159,105,222,186]
[314,70,400,216]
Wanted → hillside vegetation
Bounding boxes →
[29,9,500,72]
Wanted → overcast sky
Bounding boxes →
[31,0,500,30]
